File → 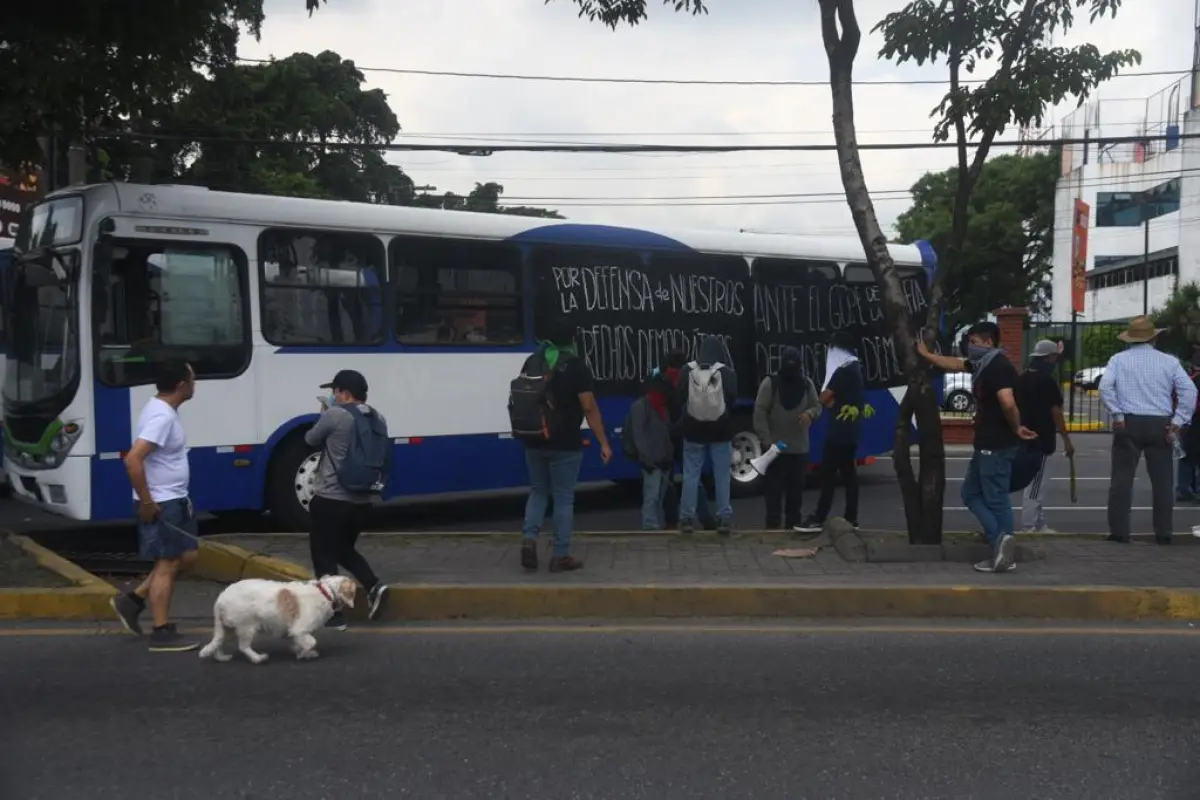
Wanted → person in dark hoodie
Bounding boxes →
[628,373,676,529]
[678,335,739,535]
[753,346,822,530]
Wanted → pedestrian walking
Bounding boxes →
[1016,339,1075,533]
[1098,317,1197,544]
[110,360,202,652]
[753,345,821,531]
[509,321,612,572]
[306,369,392,630]
[678,336,739,535]
[623,373,676,530]
[798,332,866,533]
[917,322,1038,572]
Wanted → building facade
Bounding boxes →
[1049,77,1200,322]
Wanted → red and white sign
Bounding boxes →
[1071,199,1090,315]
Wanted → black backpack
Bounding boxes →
[508,350,569,443]
[621,403,640,462]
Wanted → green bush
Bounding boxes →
[1080,324,1124,368]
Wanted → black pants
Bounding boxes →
[764,453,808,529]
[813,442,859,523]
[309,495,379,589]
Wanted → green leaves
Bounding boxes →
[894,152,1058,332]
[874,0,1142,143]
[549,0,707,28]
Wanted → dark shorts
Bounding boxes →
[136,497,199,561]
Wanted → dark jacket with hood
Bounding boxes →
[753,346,822,453]
[678,335,739,443]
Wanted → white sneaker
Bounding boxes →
[993,534,1017,572]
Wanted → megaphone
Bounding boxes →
[750,441,788,476]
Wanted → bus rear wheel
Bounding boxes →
[266,434,320,532]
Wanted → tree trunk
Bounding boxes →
[821,0,944,544]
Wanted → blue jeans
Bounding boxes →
[641,467,670,530]
[680,440,733,522]
[961,446,1018,546]
[522,449,584,557]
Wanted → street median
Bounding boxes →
[193,532,1200,624]
[0,533,119,620]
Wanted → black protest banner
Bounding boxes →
[752,260,929,390]
[532,247,754,395]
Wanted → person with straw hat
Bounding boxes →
[1098,315,1197,544]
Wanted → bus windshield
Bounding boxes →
[3,259,79,407]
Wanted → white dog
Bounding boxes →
[199,575,358,664]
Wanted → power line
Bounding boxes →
[495,164,1197,207]
[95,130,1200,154]
[236,58,1189,88]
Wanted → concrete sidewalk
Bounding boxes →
[125,532,1200,623]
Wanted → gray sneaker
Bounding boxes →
[992,534,1017,572]
[148,624,198,653]
[110,592,144,636]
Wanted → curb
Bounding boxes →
[1065,421,1106,432]
[376,584,1200,622]
[0,535,119,620]
[193,540,313,583]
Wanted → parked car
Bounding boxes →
[942,372,974,413]
[1073,366,1105,390]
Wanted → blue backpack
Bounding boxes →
[331,404,392,495]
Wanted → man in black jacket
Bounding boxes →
[677,336,738,535]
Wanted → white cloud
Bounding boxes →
[243,0,1186,236]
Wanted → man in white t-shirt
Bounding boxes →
[110,360,200,652]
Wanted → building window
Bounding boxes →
[1096,178,1181,227]
[390,236,524,346]
[95,242,250,386]
[258,230,386,346]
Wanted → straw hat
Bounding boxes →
[1118,316,1167,343]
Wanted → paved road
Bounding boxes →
[3,621,1199,798]
[8,433,1200,545]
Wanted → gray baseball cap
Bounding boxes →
[1030,339,1060,358]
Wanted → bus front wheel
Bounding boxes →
[266,434,320,533]
[730,419,765,498]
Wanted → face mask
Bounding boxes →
[966,343,994,364]
[1031,358,1056,374]
[323,393,337,407]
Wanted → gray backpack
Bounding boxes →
[685,361,727,421]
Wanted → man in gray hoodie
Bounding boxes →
[678,335,739,535]
[753,345,822,530]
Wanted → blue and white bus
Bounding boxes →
[2,183,935,530]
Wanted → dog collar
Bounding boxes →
[315,581,336,605]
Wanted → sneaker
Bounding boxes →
[794,516,823,534]
[678,520,695,535]
[845,520,861,532]
[520,539,539,571]
[716,518,732,536]
[326,612,348,631]
[367,583,389,621]
[548,555,584,573]
[148,625,199,653]
[993,534,1017,572]
[110,592,145,636]
[973,558,1016,573]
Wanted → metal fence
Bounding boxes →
[939,320,1200,432]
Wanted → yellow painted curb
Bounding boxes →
[0,534,119,620]
[377,584,1200,622]
[1065,421,1105,432]
[193,540,312,583]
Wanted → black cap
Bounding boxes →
[320,369,368,400]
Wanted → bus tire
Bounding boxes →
[266,432,320,533]
[730,416,765,498]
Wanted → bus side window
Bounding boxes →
[94,242,249,387]
[389,236,524,346]
[258,229,385,347]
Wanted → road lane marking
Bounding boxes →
[942,506,1200,512]
[3,623,1200,637]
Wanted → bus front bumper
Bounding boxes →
[6,456,91,521]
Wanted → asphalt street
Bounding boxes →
[3,621,1199,799]
[7,433,1200,544]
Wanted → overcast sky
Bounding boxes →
[248,0,1190,236]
